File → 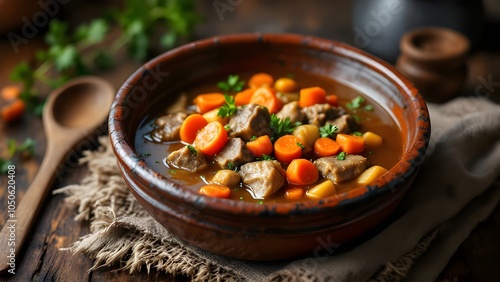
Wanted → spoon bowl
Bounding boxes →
[0,76,115,273]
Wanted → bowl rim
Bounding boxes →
[109,33,430,216]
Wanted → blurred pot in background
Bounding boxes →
[353,0,485,64]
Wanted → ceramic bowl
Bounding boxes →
[109,34,430,261]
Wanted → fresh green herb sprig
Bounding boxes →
[0,138,36,174]
[9,0,201,116]
[319,124,338,138]
[187,145,197,156]
[270,114,301,140]
[346,95,374,112]
[337,152,347,161]
[257,154,274,161]
[217,75,245,93]
[217,94,238,118]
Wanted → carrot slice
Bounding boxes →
[314,137,341,157]
[194,121,228,155]
[193,93,226,114]
[234,88,255,106]
[286,159,319,185]
[336,134,365,154]
[1,99,26,123]
[1,86,21,101]
[284,186,305,200]
[199,184,231,198]
[248,72,274,89]
[249,86,283,114]
[299,86,327,108]
[274,135,303,163]
[179,114,208,143]
[326,94,339,107]
[246,135,273,157]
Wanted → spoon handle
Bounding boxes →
[0,141,65,273]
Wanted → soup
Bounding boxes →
[135,70,403,204]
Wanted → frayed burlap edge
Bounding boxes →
[53,136,243,282]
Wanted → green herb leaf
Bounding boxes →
[0,158,13,174]
[45,19,69,46]
[319,123,339,138]
[337,152,347,161]
[250,135,257,141]
[346,96,365,110]
[187,145,197,156]
[364,104,374,111]
[93,49,115,70]
[217,94,238,118]
[227,162,235,170]
[218,75,245,93]
[353,131,363,136]
[257,154,274,161]
[270,114,301,139]
[296,142,305,149]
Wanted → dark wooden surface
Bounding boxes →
[0,1,499,281]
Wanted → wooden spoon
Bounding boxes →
[0,76,115,273]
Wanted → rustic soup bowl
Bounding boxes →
[109,34,430,261]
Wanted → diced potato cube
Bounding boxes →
[211,170,241,186]
[275,77,298,93]
[293,124,320,149]
[203,108,229,125]
[363,131,383,147]
[306,180,337,199]
[357,165,388,185]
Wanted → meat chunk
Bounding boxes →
[166,146,207,173]
[239,160,285,199]
[211,170,241,186]
[228,104,273,141]
[327,114,360,135]
[302,103,345,126]
[276,101,305,124]
[214,138,254,169]
[151,112,187,142]
[314,155,367,183]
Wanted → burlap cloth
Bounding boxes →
[54,97,500,281]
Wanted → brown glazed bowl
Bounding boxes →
[109,34,430,261]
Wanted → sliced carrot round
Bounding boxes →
[249,86,283,114]
[314,137,341,157]
[299,86,327,108]
[179,114,208,143]
[193,93,226,114]
[248,72,274,89]
[286,159,319,185]
[199,184,231,198]
[234,88,255,106]
[0,99,26,123]
[274,135,303,163]
[194,121,228,156]
[246,135,273,157]
[336,134,365,154]
[284,186,305,200]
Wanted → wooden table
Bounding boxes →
[1,1,499,281]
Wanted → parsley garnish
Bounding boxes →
[296,142,305,149]
[337,152,347,161]
[346,96,365,109]
[364,104,374,111]
[353,131,363,136]
[187,145,197,156]
[257,154,274,161]
[319,124,338,138]
[250,135,257,141]
[227,162,235,170]
[224,124,231,131]
[217,94,238,118]
[270,114,301,139]
[217,75,245,93]
[169,169,176,174]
